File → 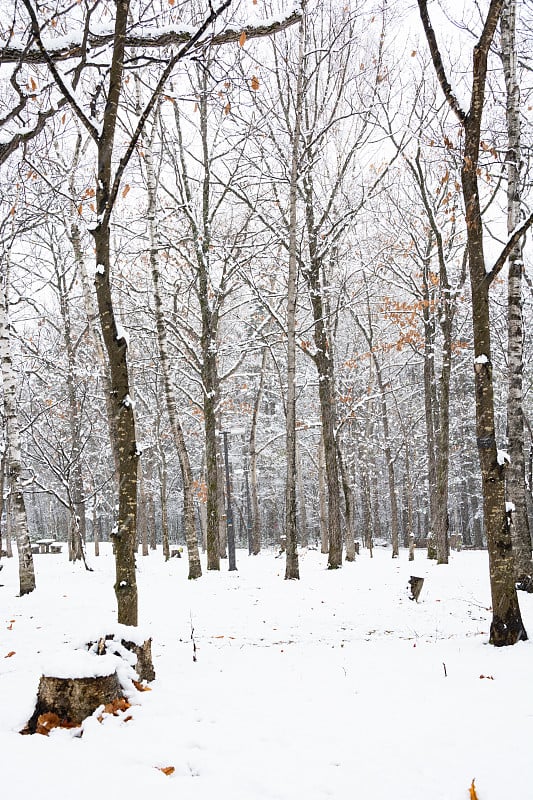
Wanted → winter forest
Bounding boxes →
[1,1,533,797]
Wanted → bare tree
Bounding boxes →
[418,0,531,645]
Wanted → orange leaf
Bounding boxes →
[30,77,37,90]
[469,779,479,800]
[251,75,260,91]
[77,204,83,216]
[239,31,247,47]
[36,712,80,735]
[4,651,15,658]
[132,679,152,692]
[122,184,130,198]
[224,102,231,115]
[157,766,175,776]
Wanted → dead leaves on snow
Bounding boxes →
[34,712,81,736]
[156,766,175,776]
[96,697,131,722]
[469,779,479,800]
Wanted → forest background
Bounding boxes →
[1,0,533,647]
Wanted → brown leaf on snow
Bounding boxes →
[97,697,131,721]
[4,651,15,658]
[36,713,80,736]
[132,679,152,692]
[157,766,175,776]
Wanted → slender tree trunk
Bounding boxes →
[434,305,453,564]
[372,358,399,557]
[318,433,328,554]
[0,268,35,595]
[138,460,149,556]
[159,451,170,561]
[217,441,227,559]
[55,258,87,563]
[284,13,304,580]
[144,113,202,579]
[337,442,356,561]
[501,0,533,589]
[0,453,4,558]
[404,442,415,561]
[296,438,309,548]
[422,267,438,560]
[249,347,267,555]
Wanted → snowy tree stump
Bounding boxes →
[88,633,155,683]
[408,576,424,602]
[26,671,123,732]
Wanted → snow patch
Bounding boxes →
[497,449,511,466]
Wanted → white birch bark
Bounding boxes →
[0,267,35,594]
[501,0,533,588]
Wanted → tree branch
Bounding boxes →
[417,0,467,123]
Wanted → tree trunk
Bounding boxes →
[421,265,438,560]
[296,439,309,548]
[144,114,202,580]
[337,441,356,561]
[249,347,267,555]
[91,0,139,626]
[318,433,329,554]
[418,0,527,644]
[501,0,533,589]
[284,13,304,581]
[0,267,35,595]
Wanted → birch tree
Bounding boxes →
[500,0,533,590]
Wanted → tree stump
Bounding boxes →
[122,638,155,683]
[26,671,123,733]
[408,576,424,602]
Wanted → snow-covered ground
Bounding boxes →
[1,544,532,800]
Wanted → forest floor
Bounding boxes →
[1,543,532,800]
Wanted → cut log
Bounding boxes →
[408,576,424,602]
[26,671,123,733]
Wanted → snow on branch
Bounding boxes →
[2,5,302,64]
[484,211,533,286]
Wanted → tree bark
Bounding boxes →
[249,346,268,555]
[501,0,533,589]
[284,13,304,581]
[418,0,527,644]
[91,0,139,626]
[0,264,35,595]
